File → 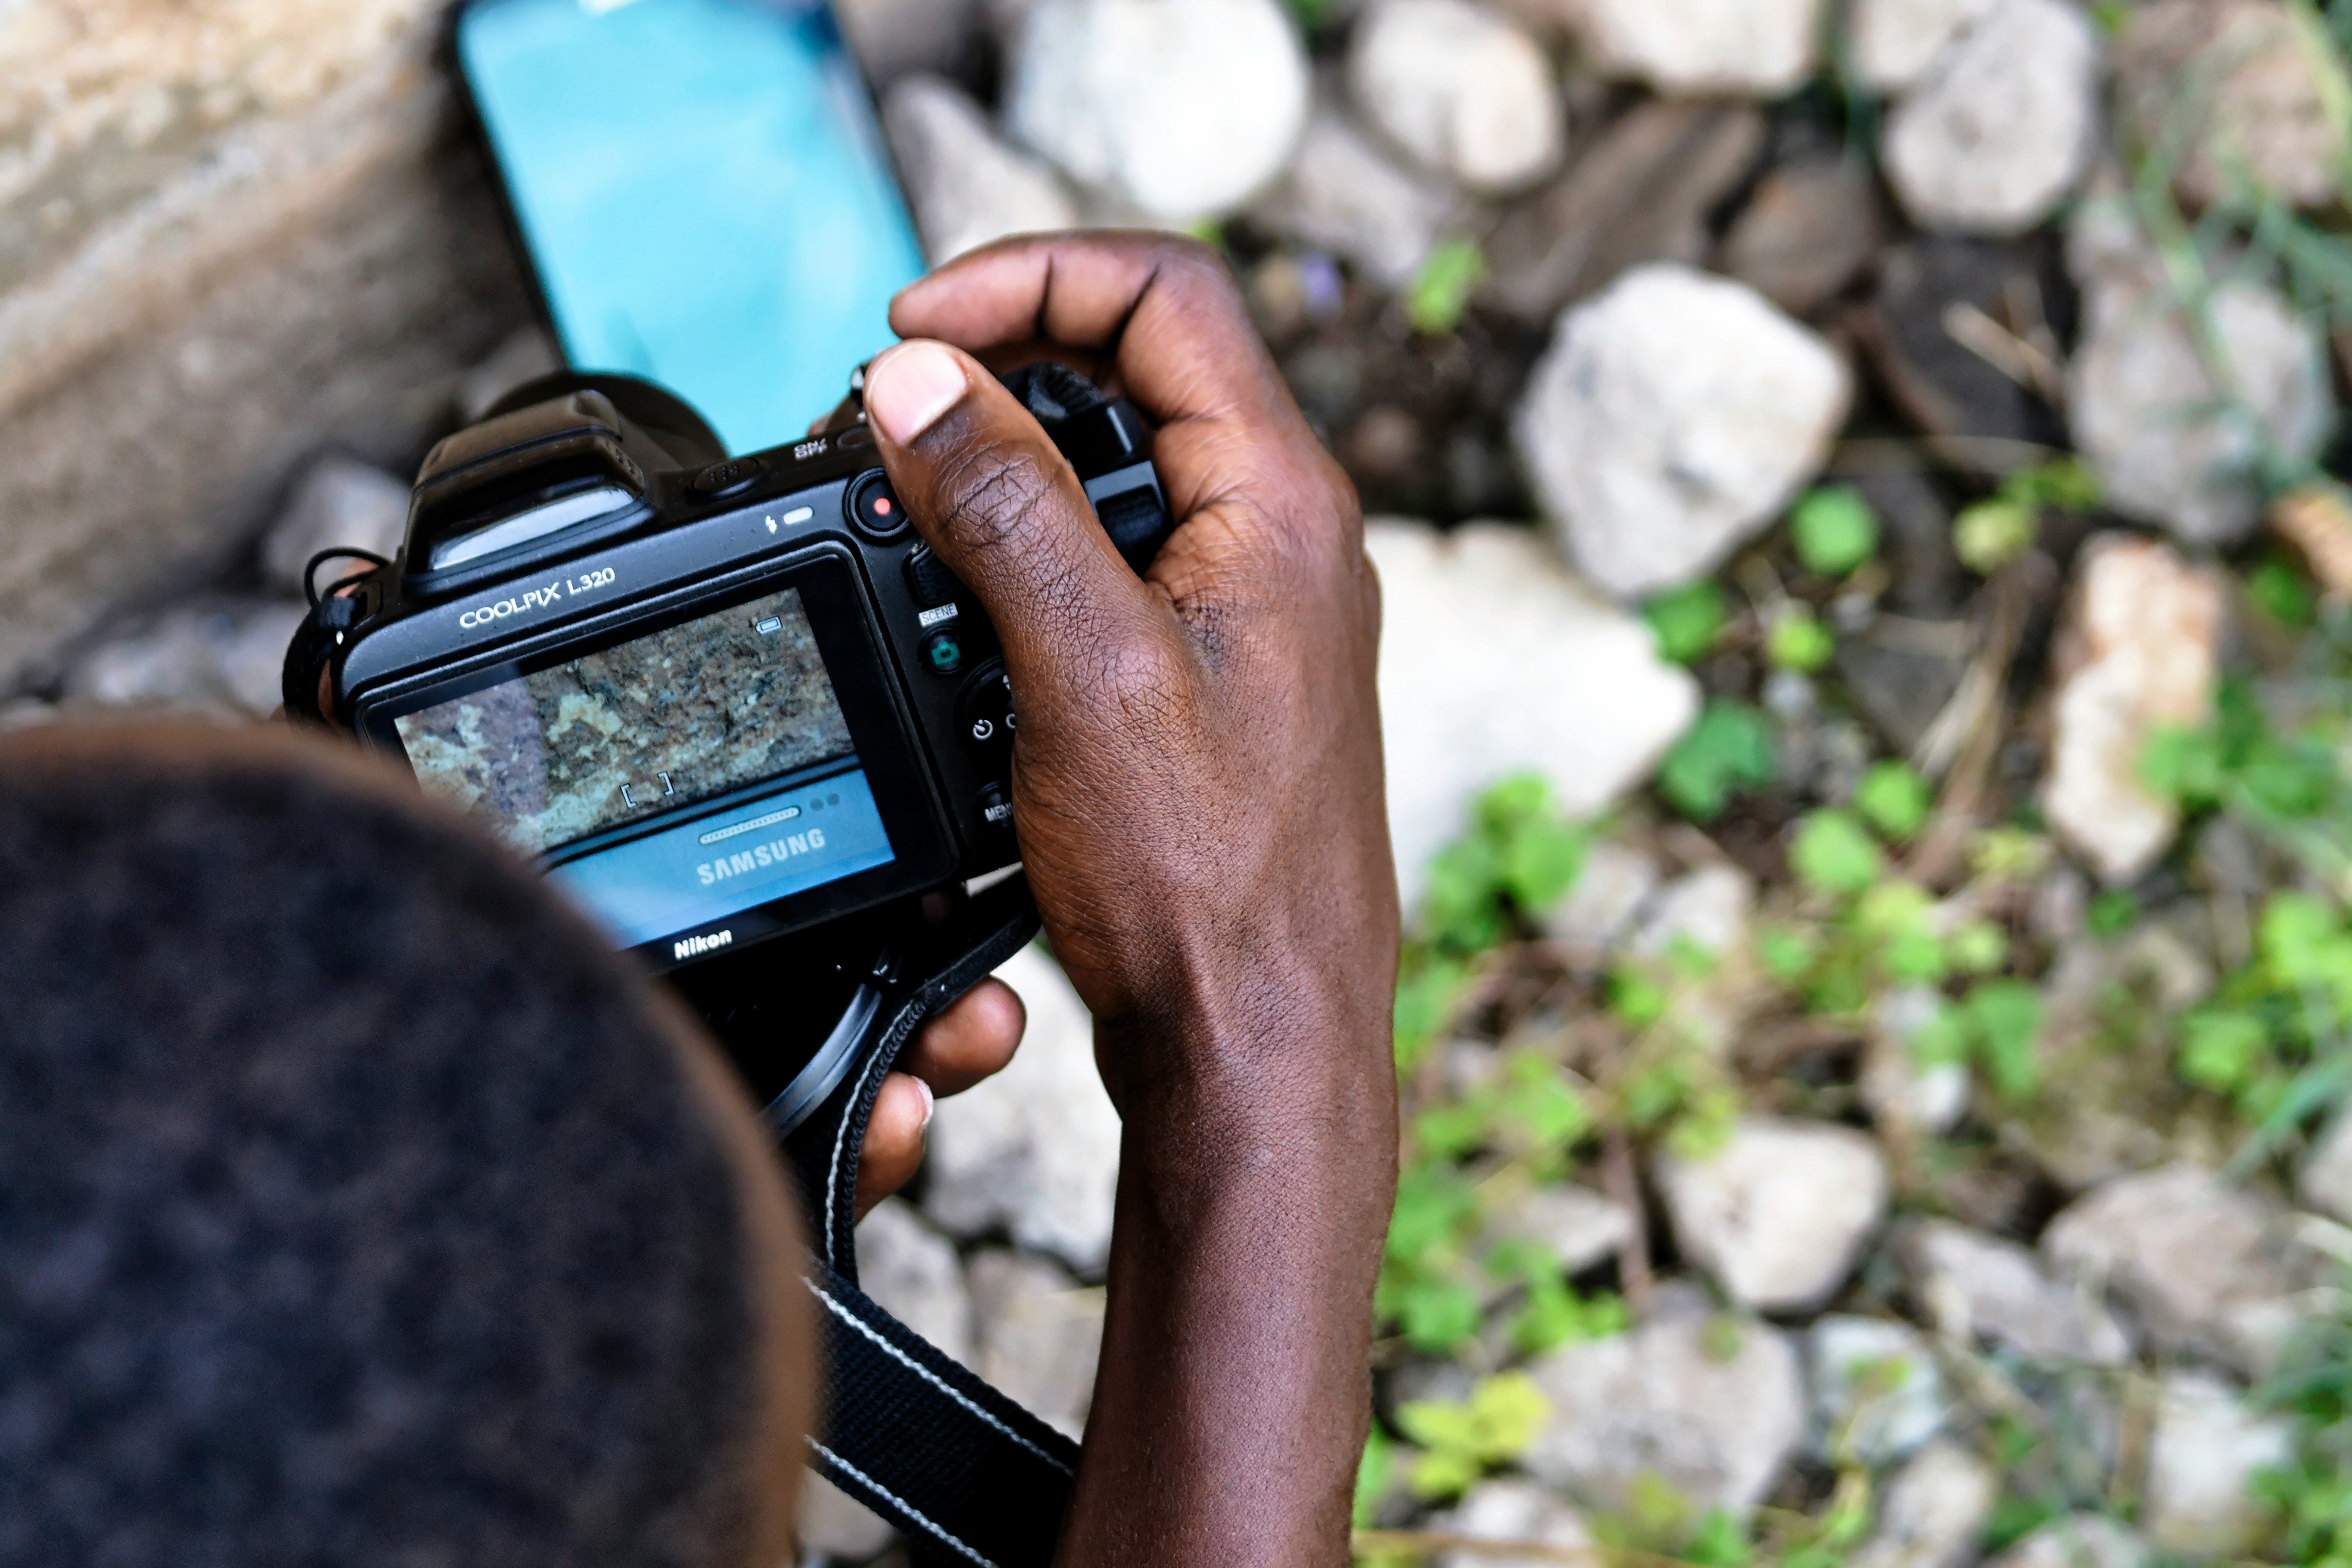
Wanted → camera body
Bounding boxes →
[290,368,1168,978]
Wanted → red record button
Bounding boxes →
[846,471,909,539]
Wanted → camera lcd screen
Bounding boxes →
[392,584,898,945]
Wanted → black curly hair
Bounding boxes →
[0,724,767,1567]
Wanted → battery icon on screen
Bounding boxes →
[753,616,784,635]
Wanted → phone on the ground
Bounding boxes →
[451,0,927,456]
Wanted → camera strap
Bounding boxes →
[771,874,1081,1566]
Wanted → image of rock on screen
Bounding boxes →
[394,586,896,947]
[455,0,926,454]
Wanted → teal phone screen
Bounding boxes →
[455,0,926,454]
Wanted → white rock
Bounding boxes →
[837,0,978,82]
[2043,1163,2322,1377]
[1486,1183,1637,1275]
[1433,1478,1596,1568]
[1849,0,1996,93]
[1348,0,1563,192]
[2300,1109,2352,1224]
[1656,1117,1891,1314]
[64,599,308,719]
[1563,0,1823,96]
[2043,535,2225,887]
[1004,0,1310,221]
[1808,1315,1948,1466]
[1512,263,1852,599]
[853,1197,973,1364]
[1544,840,1661,952]
[884,76,1080,266]
[923,946,1122,1273]
[1902,1220,2133,1367]
[1368,521,1700,911]
[1632,864,1753,959]
[261,456,410,592]
[2142,1371,2293,1558]
[1848,1441,2000,1568]
[1987,1514,2148,1568]
[2117,0,2347,212]
[798,1469,897,1560]
[966,1248,1106,1440]
[1524,1284,1804,1517]
[1882,0,2100,235]
[1861,987,1970,1137]
[1251,106,1455,288]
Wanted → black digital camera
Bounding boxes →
[285,365,1169,1130]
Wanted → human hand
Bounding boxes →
[853,976,1023,1218]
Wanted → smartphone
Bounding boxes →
[452,0,928,455]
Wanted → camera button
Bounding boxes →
[904,545,962,608]
[957,661,1016,754]
[692,456,763,497]
[835,422,874,450]
[847,471,909,540]
[976,783,1014,831]
[921,628,966,676]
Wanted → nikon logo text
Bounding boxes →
[674,929,734,961]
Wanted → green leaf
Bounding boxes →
[1396,1373,1552,1499]
[1385,1161,1476,1269]
[2087,890,2139,938]
[2140,723,2227,808]
[1657,701,1778,821]
[2248,558,2318,628]
[1686,1508,1755,1568]
[2179,1008,2272,1094]
[1954,498,2036,575]
[1353,1422,1392,1528]
[1644,581,1728,665]
[1791,487,1881,576]
[1767,607,1837,673]
[1405,239,1487,335]
[2007,458,2099,513]
[1758,925,1820,982]
[1854,762,1933,841]
[1608,967,1669,1030]
[1502,818,1588,914]
[1968,980,2044,1099]
[1492,1052,1593,1149]
[1394,1277,1482,1354]
[1792,811,1885,895]
[1948,921,2010,975]
[1393,954,1466,1066]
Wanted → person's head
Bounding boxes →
[0,721,810,1566]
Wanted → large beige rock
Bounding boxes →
[1848,1442,1999,1568]
[1347,0,1563,192]
[965,1248,1106,1440]
[2142,1372,2292,1557]
[1656,1117,1890,1314]
[884,76,1079,267]
[1250,105,1455,289]
[1562,0,1824,96]
[2118,0,2347,212]
[1848,0,1996,93]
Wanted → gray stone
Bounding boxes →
[1631,864,1753,960]
[1849,0,1997,92]
[799,1469,898,1561]
[1523,1284,1804,1518]
[924,947,1122,1274]
[853,1198,974,1365]
[2299,1110,2352,1224]
[1514,264,1850,600]
[1835,617,1972,756]
[63,599,307,719]
[1563,0,1824,96]
[1544,840,1661,953]
[1486,1183,1637,1276]
[883,76,1080,267]
[1986,1514,2147,1568]
[1367,520,1699,911]
[1808,1315,1949,1465]
[1866,238,2061,450]
[2043,1163,2324,1377]
[1719,153,1883,317]
[1347,0,1563,193]
[2117,0,2345,212]
[1903,1220,2133,1367]
[1848,1441,1999,1568]
[2141,1371,2292,1558]
[1003,0,1309,221]
[1251,106,1456,288]
[1655,1117,1891,1314]
[1882,0,2101,235]
[966,1248,1106,1440]
[1432,1479,1596,1568]
[2043,536,2225,887]
[1862,987,1971,1138]
[836,0,981,83]
[261,455,411,592]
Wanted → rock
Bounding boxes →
[62,599,308,719]
[1563,0,1823,96]
[1250,106,1455,288]
[459,327,562,425]
[1848,1441,2000,1568]
[1863,988,1971,1138]
[883,76,1080,266]
[1865,239,2064,451]
[1512,264,1851,600]
[1523,1284,1804,1518]
[853,1198,974,1364]
[1882,0,2101,235]
[1432,1479,1596,1568]
[1486,1183,1638,1276]
[1368,521,1699,910]
[1347,0,1563,192]
[1719,153,1884,317]
[2043,535,2225,887]
[1545,840,1661,953]
[1987,1514,2147,1568]
[2067,227,2333,544]
[260,455,411,593]
[1632,864,1754,959]
[2300,1110,2352,1223]
[2042,1163,2323,1377]
[1854,462,1966,618]
[1850,0,1997,92]
[923,946,1122,1273]
[1836,617,1972,756]
[2117,0,2345,212]
[0,699,54,732]
[1655,1117,1891,1314]
[1808,1315,1948,1465]
[965,1249,1106,1440]
[2141,1371,2292,1558]
[1483,100,1766,324]
[1901,1220,2133,1366]
[799,1469,898,1561]
[836,0,980,82]
[1003,0,1310,221]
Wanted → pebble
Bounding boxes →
[1368,520,1699,912]
[1987,1514,2148,1568]
[798,1469,898,1561]
[260,455,410,593]
[1484,1183,1637,1276]
[883,75,1080,266]
[1848,1441,2000,1568]
[1631,864,1754,959]
[966,1248,1106,1440]
[1849,0,1996,93]
[1719,153,1883,317]
[1901,1219,2134,1367]
[1655,1117,1891,1314]
[2300,1110,2352,1224]
[63,599,307,719]
[1512,264,1851,600]
[852,1197,974,1364]
[1807,1315,1948,1466]
[1882,0,2100,235]
[1250,106,1455,288]
[1003,0,1309,220]
[923,946,1122,1273]
[1432,1479,1595,1568]
[2141,1371,2294,1558]
[1543,840,1661,954]
[1861,987,1971,1138]
[2042,1163,2322,1378]
[1564,0,1823,96]
[1347,0,1563,192]
[2117,0,2345,212]
[1523,1284,1804,1518]
[836,0,979,82]
[2042,535,2224,887]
